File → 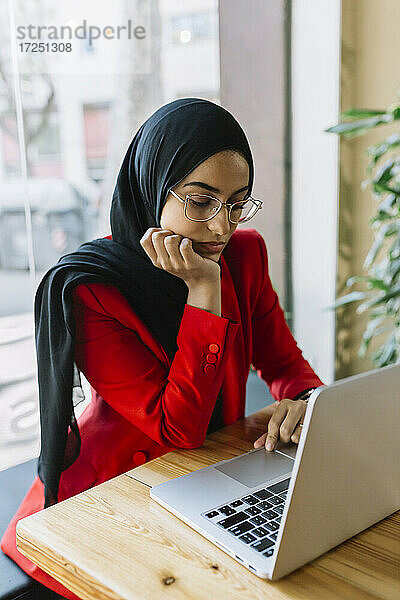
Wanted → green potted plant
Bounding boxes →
[326,103,400,367]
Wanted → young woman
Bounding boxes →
[1,98,324,599]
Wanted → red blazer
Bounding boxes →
[1,227,324,599]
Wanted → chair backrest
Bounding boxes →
[0,459,40,599]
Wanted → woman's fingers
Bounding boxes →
[140,229,183,270]
[139,227,221,284]
[179,237,195,264]
[278,402,304,444]
[140,227,203,280]
[253,432,268,448]
[139,227,161,264]
[291,422,303,444]
[253,402,279,448]
[253,399,307,452]
[264,401,287,451]
[151,230,180,269]
[163,233,187,267]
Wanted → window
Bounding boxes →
[1,0,220,472]
[170,12,218,44]
[83,103,110,183]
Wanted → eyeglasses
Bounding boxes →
[168,189,263,224]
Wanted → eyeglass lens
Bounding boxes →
[185,195,258,223]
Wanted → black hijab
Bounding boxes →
[34,97,254,508]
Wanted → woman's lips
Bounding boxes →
[196,242,225,253]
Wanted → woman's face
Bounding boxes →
[160,150,250,261]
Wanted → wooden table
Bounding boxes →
[16,406,400,600]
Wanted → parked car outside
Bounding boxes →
[0,177,99,271]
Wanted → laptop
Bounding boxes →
[150,363,400,580]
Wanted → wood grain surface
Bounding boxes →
[16,406,400,600]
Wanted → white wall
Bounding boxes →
[291,0,341,384]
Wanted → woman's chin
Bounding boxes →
[196,249,222,261]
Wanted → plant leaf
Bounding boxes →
[325,113,393,137]
[357,285,400,311]
[371,332,398,367]
[366,278,390,291]
[364,230,386,268]
[358,315,386,356]
[341,108,387,119]
[346,275,370,287]
[392,106,400,120]
[367,134,400,167]
[364,222,399,269]
[326,291,371,310]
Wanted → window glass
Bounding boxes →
[0,0,220,471]
[170,11,218,44]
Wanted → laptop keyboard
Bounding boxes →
[201,477,290,558]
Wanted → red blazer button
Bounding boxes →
[203,363,216,374]
[133,451,147,466]
[206,353,217,363]
[208,343,220,353]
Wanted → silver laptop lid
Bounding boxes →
[270,362,400,580]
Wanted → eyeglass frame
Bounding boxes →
[167,188,263,224]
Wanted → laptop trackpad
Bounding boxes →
[214,449,293,488]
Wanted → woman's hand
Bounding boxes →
[140,227,221,285]
[253,398,308,451]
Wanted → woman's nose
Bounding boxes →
[207,205,231,236]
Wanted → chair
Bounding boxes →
[0,459,58,599]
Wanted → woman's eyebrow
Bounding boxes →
[182,181,249,195]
